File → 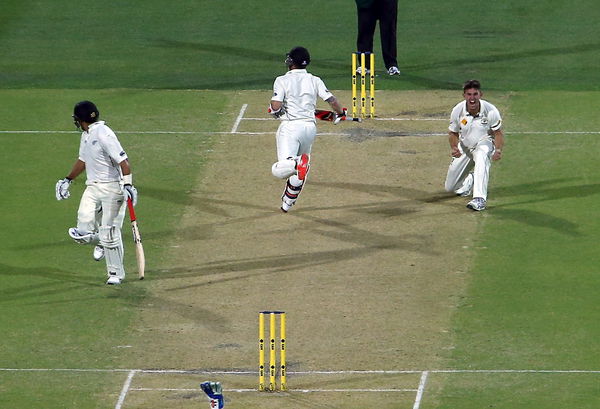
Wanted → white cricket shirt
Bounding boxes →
[271,69,333,121]
[78,121,128,185]
[449,99,502,149]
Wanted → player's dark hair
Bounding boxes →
[463,79,481,92]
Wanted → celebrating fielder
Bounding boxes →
[56,101,138,285]
[444,80,504,211]
[269,46,346,212]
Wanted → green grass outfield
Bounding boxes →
[429,91,600,409]
[0,0,597,91]
[2,0,600,408]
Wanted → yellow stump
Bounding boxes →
[280,312,286,391]
[370,53,375,118]
[269,313,276,391]
[258,313,265,391]
[360,53,366,118]
[351,53,357,117]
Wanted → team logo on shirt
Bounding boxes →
[461,118,468,126]
[480,117,488,125]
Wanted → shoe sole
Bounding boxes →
[466,204,485,211]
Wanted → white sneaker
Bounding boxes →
[106,273,122,285]
[68,228,95,244]
[466,197,486,211]
[387,66,401,76]
[93,245,105,261]
[281,201,292,213]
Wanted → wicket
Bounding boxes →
[258,311,286,392]
[351,52,375,118]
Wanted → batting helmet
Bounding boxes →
[285,46,310,68]
[73,100,100,123]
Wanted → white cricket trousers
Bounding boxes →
[275,120,316,161]
[271,120,316,180]
[445,139,494,200]
[77,182,126,234]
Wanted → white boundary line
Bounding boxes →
[115,370,137,409]
[230,103,248,133]
[413,371,429,409]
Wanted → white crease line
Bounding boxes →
[413,371,429,409]
[1,130,600,135]
[231,103,248,133]
[131,387,417,393]
[242,117,446,121]
[115,370,137,409]
[1,368,600,374]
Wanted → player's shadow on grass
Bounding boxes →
[491,208,580,237]
[487,179,600,236]
[153,239,420,289]
[151,40,346,89]
[407,42,600,72]
[0,262,126,303]
[310,180,457,207]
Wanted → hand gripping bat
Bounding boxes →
[126,198,145,279]
[314,109,362,124]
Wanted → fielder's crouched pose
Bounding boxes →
[269,46,346,212]
[56,101,138,285]
[444,80,504,211]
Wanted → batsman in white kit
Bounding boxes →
[56,101,138,285]
[269,46,347,212]
[444,80,505,211]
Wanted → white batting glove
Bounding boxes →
[333,109,347,125]
[55,178,72,200]
[123,184,138,207]
[268,104,285,118]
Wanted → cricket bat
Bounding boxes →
[314,109,362,123]
[126,198,145,279]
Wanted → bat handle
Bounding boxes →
[127,198,137,221]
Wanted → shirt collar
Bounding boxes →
[85,120,105,133]
[465,101,481,117]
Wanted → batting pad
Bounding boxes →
[100,226,125,278]
[272,159,296,179]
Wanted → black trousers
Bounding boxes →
[356,0,398,70]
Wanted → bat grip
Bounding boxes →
[127,198,137,221]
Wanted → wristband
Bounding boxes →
[122,174,133,185]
